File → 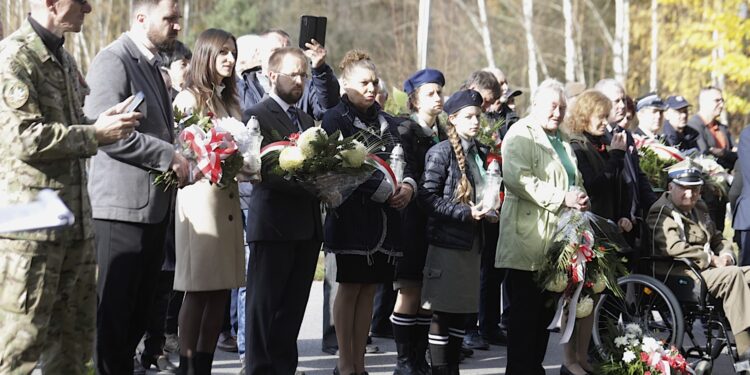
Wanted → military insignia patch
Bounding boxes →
[3,80,29,109]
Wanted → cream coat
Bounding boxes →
[173,90,245,291]
[495,117,584,271]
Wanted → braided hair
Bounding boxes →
[444,119,473,204]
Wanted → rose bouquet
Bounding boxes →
[600,323,693,375]
[153,108,256,190]
[260,126,397,207]
[536,208,629,343]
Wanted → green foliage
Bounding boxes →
[185,0,259,44]
[384,86,409,116]
[638,147,677,191]
[476,115,504,154]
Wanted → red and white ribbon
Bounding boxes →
[365,154,398,194]
[260,141,292,158]
[180,125,238,184]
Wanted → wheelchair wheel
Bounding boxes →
[592,274,685,360]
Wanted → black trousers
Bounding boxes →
[505,269,555,375]
[142,270,174,357]
[246,240,321,375]
[94,217,169,375]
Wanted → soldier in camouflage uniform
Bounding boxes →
[0,1,141,373]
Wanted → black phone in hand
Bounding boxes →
[298,15,327,49]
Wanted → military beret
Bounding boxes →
[667,158,703,186]
[403,68,445,95]
[636,92,667,112]
[665,95,691,110]
[444,89,483,115]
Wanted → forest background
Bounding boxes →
[2,0,749,134]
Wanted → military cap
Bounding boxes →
[636,92,667,112]
[403,68,445,95]
[504,87,522,100]
[665,95,691,110]
[444,89,483,115]
[667,158,704,186]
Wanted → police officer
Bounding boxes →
[0,1,141,373]
[633,92,666,143]
[662,95,700,155]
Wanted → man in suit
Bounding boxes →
[83,0,191,373]
[733,127,750,266]
[648,159,750,361]
[243,47,323,375]
[688,86,737,170]
[595,79,658,248]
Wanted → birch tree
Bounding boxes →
[523,0,538,91]
[563,0,576,82]
[649,0,658,91]
[452,0,495,68]
[613,0,629,83]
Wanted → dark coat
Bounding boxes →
[733,127,750,231]
[244,97,323,243]
[687,114,737,170]
[569,132,628,221]
[320,98,402,256]
[662,120,700,155]
[419,139,489,251]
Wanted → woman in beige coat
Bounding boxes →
[496,79,589,375]
[172,28,245,373]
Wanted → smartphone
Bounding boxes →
[298,15,327,49]
[125,91,145,113]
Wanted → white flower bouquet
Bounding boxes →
[600,323,693,375]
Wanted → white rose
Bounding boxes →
[297,127,327,158]
[622,350,636,364]
[546,273,568,293]
[592,274,607,294]
[278,146,305,172]
[641,336,661,353]
[340,139,367,168]
[575,295,594,318]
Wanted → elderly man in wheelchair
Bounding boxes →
[643,159,750,372]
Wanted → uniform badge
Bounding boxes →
[3,80,29,109]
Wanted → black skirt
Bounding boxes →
[335,252,395,284]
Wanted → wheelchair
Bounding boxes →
[591,255,750,374]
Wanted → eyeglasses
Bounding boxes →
[276,72,308,81]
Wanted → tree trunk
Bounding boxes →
[649,0,658,92]
[183,0,191,41]
[563,0,575,82]
[477,0,495,68]
[417,0,430,69]
[623,0,630,78]
[613,0,626,84]
[523,0,538,91]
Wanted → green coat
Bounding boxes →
[495,118,584,271]
[0,20,98,242]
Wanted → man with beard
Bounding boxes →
[83,0,192,373]
[243,47,323,375]
[595,79,657,249]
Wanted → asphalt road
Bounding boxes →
[152,281,738,375]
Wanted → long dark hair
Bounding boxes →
[184,28,240,118]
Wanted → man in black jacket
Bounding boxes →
[243,47,323,375]
[595,79,658,248]
[662,95,700,155]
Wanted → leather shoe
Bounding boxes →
[459,344,474,358]
[217,332,238,352]
[482,329,508,346]
[463,331,490,350]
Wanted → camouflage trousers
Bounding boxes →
[0,238,96,375]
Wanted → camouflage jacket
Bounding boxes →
[0,20,98,242]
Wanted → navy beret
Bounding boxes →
[665,95,691,110]
[636,92,666,112]
[444,89,483,115]
[403,68,445,94]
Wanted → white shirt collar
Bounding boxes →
[269,92,292,113]
[126,31,157,64]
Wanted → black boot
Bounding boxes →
[447,335,463,374]
[394,342,418,375]
[193,352,214,375]
[413,319,431,375]
[178,355,194,375]
[430,365,451,375]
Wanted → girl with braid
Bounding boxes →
[418,89,499,374]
